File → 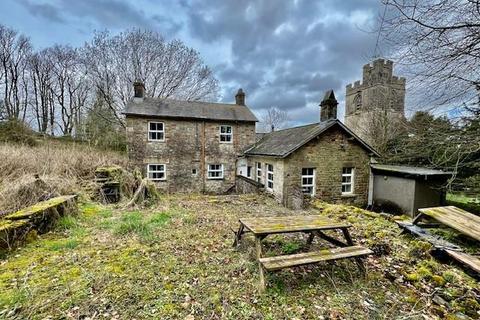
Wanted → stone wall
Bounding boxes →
[126,116,256,193]
[283,127,371,208]
[235,175,263,194]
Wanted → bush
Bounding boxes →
[0,120,37,146]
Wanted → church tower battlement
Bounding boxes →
[345,58,406,146]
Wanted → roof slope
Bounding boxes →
[245,119,379,158]
[370,164,452,176]
[124,98,258,122]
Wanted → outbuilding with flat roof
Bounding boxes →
[369,164,452,216]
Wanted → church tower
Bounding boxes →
[345,59,406,147]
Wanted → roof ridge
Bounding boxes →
[261,122,319,134]
[145,97,244,108]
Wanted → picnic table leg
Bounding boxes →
[341,228,367,275]
[306,232,315,247]
[412,213,424,225]
[255,235,266,292]
[232,223,245,247]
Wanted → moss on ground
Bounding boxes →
[0,195,478,319]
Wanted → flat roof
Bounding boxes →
[371,164,452,176]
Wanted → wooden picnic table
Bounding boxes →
[233,215,372,291]
[414,206,480,242]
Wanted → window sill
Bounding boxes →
[341,193,358,198]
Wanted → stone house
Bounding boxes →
[124,82,257,193]
[124,81,379,208]
[240,91,379,208]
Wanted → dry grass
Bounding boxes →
[0,142,128,215]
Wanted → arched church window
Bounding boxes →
[353,93,362,111]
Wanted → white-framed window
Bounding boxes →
[301,168,316,196]
[342,167,354,194]
[247,166,252,178]
[148,122,164,141]
[208,164,224,179]
[219,125,232,143]
[147,164,166,181]
[256,162,262,183]
[266,164,274,190]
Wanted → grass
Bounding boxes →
[447,193,480,215]
[0,194,479,319]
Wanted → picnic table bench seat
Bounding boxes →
[259,245,373,271]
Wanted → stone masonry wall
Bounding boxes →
[126,116,256,193]
[283,127,371,208]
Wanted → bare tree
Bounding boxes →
[260,107,289,132]
[83,29,219,128]
[381,0,480,185]
[28,50,54,133]
[381,0,480,112]
[49,45,89,136]
[0,25,32,121]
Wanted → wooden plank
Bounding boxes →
[418,206,480,241]
[259,245,372,271]
[397,221,461,250]
[444,249,480,274]
[314,231,348,247]
[240,215,351,235]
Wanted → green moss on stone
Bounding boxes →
[4,195,76,220]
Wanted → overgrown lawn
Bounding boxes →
[0,194,478,319]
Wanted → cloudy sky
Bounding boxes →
[0,0,390,126]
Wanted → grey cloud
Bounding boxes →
[17,0,182,36]
[18,0,65,23]
[185,0,383,124]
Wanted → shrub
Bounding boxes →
[0,120,37,146]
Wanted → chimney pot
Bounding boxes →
[235,88,245,106]
[133,80,145,100]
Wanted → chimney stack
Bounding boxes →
[133,80,145,101]
[235,88,245,106]
[320,90,338,122]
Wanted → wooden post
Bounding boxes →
[255,236,265,292]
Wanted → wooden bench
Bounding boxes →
[260,245,372,271]
[414,206,480,242]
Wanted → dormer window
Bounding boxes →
[220,125,232,143]
[148,122,164,141]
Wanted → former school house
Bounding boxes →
[125,82,379,208]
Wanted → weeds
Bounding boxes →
[0,142,127,214]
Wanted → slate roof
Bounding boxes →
[124,98,258,122]
[370,164,452,177]
[244,119,379,158]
